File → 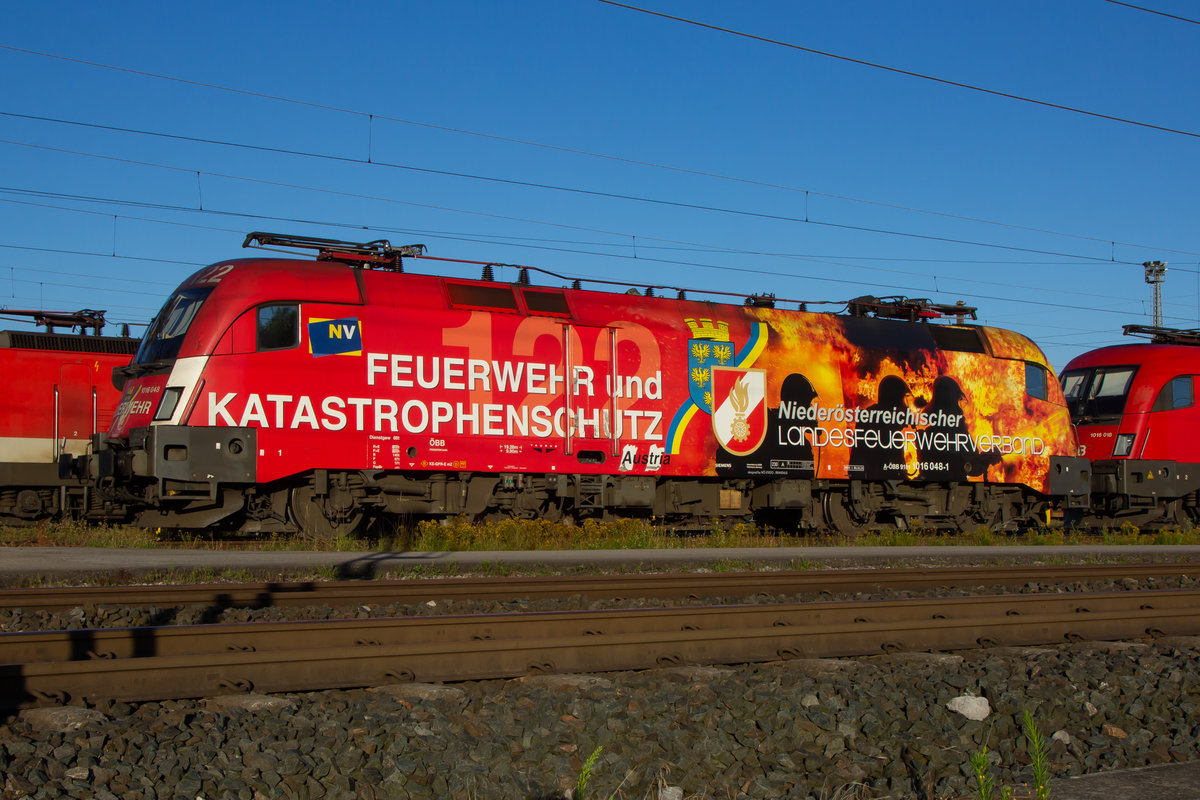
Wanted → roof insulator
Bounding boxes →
[676,289,687,300]
[645,287,655,297]
[481,264,495,282]
[572,279,582,290]
[517,268,531,286]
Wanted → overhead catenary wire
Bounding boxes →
[0,32,1189,354]
[0,135,1179,266]
[5,188,1189,272]
[0,47,1163,250]
[4,216,1194,330]
[1100,0,1200,26]
[596,0,1200,141]
[3,110,1196,262]
[4,188,1194,319]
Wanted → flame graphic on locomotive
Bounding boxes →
[63,233,1090,539]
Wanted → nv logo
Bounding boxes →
[308,317,363,357]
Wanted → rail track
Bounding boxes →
[1,562,1195,613]
[3,565,1199,710]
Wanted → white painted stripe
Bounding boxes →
[0,436,91,462]
[157,355,209,425]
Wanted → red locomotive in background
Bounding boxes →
[1060,324,1200,527]
[65,232,1089,538]
[0,310,138,525]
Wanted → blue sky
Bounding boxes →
[2,0,1198,370]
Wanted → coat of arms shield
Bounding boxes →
[711,367,767,455]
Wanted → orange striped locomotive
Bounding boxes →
[75,233,1090,538]
[0,311,138,525]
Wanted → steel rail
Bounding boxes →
[3,590,1199,708]
[1,562,1196,613]
[2,589,1197,665]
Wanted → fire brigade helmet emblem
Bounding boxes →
[711,367,767,455]
[684,317,735,413]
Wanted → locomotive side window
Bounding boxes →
[135,287,213,365]
[257,304,299,351]
[1152,375,1195,412]
[1025,362,1048,400]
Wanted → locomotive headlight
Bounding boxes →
[154,387,183,421]
[1112,433,1136,457]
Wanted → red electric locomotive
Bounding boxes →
[1060,324,1200,527]
[0,310,138,525]
[79,233,1089,538]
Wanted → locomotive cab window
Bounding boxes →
[135,286,213,365]
[1088,366,1137,415]
[1060,370,1087,402]
[257,304,299,351]
[1060,365,1137,423]
[1152,375,1195,412]
[1025,362,1048,401]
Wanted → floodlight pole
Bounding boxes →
[1144,261,1167,327]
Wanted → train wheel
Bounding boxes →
[289,485,365,541]
[822,492,876,537]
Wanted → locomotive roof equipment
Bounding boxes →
[1121,324,1200,346]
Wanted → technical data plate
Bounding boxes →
[367,435,409,470]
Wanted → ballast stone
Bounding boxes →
[368,683,467,702]
[946,694,991,721]
[20,707,107,732]
[204,693,297,713]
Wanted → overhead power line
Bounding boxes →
[596,0,1200,140]
[0,47,1188,258]
[11,193,1194,315]
[1,189,1191,321]
[1101,0,1200,25]
[3,132,1184,264]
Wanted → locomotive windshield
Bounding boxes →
[1059,365,1137,424]
[133,287,213,366]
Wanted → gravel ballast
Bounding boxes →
[2,580,1199,799]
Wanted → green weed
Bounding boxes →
[575,744,604,800]
[967,710,1051,800]
[1022,709,1051,800]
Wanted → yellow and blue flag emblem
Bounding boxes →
[308,317,363,357]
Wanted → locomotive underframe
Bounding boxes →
[1069,458,1200,529]
[0,462,124,527]
[68,426,1089,540]
[138,472,1051,540]
[116,470,1055,541]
